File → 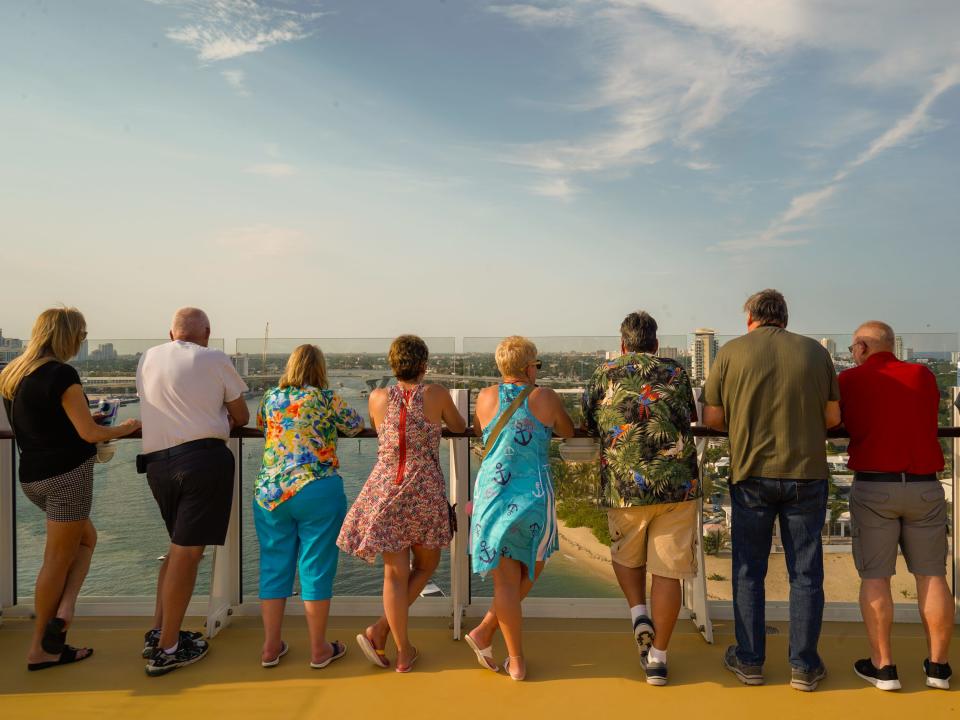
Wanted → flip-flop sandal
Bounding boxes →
[41,618,67,655]
[464,633,499,672]
[311,641,347,669]
[355,633,389,668]
[395,648,419,674]
[503,656,526,681]
[28,645,93,671]
[261,641,289,668]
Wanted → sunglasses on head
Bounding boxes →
[530,359,542,369]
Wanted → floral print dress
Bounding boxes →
[337,384,452,562]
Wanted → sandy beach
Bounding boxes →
[556,518,952,603]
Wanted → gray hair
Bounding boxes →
[620,311,658,353]
[854,320,895,351]
[171,307,210,343]
[744,289,788,328]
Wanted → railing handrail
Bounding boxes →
[2,427,959,440]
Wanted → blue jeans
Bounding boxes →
[731,477,827,672]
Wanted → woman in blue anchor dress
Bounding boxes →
[466,336,574,680]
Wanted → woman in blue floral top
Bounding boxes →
[254,344,363,669]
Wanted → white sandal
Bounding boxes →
[464,633,499,672]
[504,655,526,681]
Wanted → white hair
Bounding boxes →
[171,307,210,343]
[854,320,895,351]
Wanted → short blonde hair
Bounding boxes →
[279,344,328,389]
[388,335,429,382]
[495,336,538,377]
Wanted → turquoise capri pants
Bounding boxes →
[253,474,347,602]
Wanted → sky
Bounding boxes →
[1,0,959,346]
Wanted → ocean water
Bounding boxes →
[14,375,619,602]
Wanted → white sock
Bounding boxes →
[649,647,667,664]
[630,604,649,624]
[163,642,178,655]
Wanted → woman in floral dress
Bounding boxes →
[338,335,466,672]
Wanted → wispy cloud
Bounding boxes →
[245,162,297,177]
[154,0,325,62]
[214,224,305,258]
[487,4,577,27]
[490,1,960,200]
[530,177,578,200]
[684,160,717,171]
[718,65,960,252]
[221,68,249,96]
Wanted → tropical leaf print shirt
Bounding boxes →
[256,385,363,510]
[583,353,700,507]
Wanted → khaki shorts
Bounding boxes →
[850,480,948,579]
[607,500,699,580]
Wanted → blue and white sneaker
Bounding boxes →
[633,615,655,659]
[640,652,668,686]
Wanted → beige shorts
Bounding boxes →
[607,500,699,580]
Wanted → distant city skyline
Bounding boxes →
[1,1,959,340]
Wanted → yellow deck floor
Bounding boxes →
[0,615,957,720]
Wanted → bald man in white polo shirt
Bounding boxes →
[136,307,249,676]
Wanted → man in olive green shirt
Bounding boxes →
[703,289,840,693]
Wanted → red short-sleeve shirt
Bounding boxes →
[839,352,944,474]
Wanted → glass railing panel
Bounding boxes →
[236,338,457,601]
[15,400,213,599]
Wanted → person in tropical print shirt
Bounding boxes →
[582,311,700,687]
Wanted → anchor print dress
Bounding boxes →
[337,384,452,562]
[471,383,558,576]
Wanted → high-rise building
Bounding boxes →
[895,335,905,361]
[231,353,250,376]
[75,340,89,362]
[691,328,718,383]
[819,338,837,357]
[0,329,24,363]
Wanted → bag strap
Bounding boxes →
[6,389,21,456]
[481,384,535,462]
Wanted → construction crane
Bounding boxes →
[262,322,269,371]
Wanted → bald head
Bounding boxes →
[170,307,211,346]
[854,320,895,352]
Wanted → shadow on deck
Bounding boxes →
[0,616,956,719]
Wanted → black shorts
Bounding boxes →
[146,443,234,547]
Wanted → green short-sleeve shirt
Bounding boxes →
[702,327,839,483]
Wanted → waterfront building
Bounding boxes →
[691,328,718,383]
[231,353,250,376]
[0,330,23,364]
[895,335,905,360]
[820,338,837,357]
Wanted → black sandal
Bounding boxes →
[28,645,94,671]
[40,618,67,655]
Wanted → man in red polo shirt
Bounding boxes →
[840,320,952,691]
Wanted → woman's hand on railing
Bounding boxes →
[113,418,141,439]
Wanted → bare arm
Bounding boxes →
[225,396,250,428]
[368,388,388,432]
[62,385,140,442]
[546,389,575,438]
[703,405,726,432]
[824,400,841,429]
[438,388,467,433]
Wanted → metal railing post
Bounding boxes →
[953,388,959,619]
[449,389,470,640]
[0,436,15,619]
[206,437,242,638]
[685,431,713,643]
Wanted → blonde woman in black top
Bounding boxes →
[0,308,140,670]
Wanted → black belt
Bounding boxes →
[137,438,225,472]
[854,471,938,483]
